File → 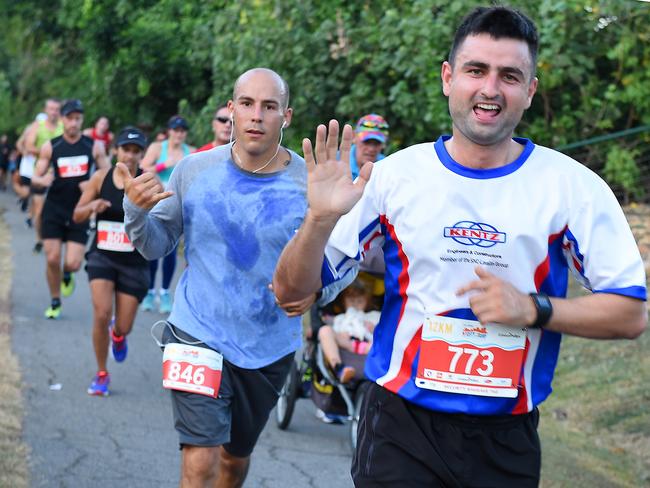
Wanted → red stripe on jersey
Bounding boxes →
[378,214,413,392]
[383,325,422,393]
[363,231,382,252]
[534,228,566,290]
[511,336,531,414]
[380,215,410,305]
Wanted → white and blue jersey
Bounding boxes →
[322,136,646,415]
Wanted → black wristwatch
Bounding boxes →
[529,293,553,329]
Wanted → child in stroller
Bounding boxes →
[318,280,380,384]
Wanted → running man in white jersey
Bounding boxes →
[274,6,646,486]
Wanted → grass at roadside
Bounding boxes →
[0,208,29,488]
[539,281,650,487]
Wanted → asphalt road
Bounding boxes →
[1,189,354,488]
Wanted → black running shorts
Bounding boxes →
[85,251,149,301]
[41,204,89,244]
[162,324,294,458]
[352,382,541,487]
[30,183,47,195]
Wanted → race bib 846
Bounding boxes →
[162,343,223,398]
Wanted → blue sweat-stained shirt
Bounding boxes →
[123,143,308,369]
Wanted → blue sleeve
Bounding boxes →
[123,167,184,260]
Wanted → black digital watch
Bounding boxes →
[529,292,553,329]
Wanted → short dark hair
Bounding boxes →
[449,6,538,76]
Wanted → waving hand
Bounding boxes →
[303,120,372,222]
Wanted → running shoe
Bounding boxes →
[33,242,43,254]
[87,371,110,396]
[315,408,345,425]
[25,217,32,228]
[141,291,155,312]
[61,273,75,297]
[159,292,173,314]
[44,304,61,319]
[111,328,128,363]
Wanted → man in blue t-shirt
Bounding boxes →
[121,68,317,487]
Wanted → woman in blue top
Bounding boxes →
[140,115,194,313]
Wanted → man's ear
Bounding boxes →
[441,61,453,97]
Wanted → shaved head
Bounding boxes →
[233,68,290,111]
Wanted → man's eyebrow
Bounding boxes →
[462,61,525,77]
[462,61,489,70]
[236,95,280,105]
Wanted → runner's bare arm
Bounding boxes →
[268,283,317,317]
[73,169,110,223]
[116,162,173,210]
[23,122,39,156]
[93,140,109,169]
[273,120,372,303]
[30,141,54,187]
[16,126,29,154]
[457,266,646,339]
[140,142,161,172]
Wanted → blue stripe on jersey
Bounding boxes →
[364,220,407,381]
[530,330,562,407]
[540,232,569,297]
[359,217,381,242]
[434,136,535,179]
[529,232,568,410]
[595,286,647,300]
[327,217,382,276]
[321,258,336,287]
[564,228,587,278]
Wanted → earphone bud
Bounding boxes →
[281,120,287,129]
[230,114,234,123]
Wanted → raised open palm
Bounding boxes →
[303,120,372,221]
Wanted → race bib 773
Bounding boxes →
[415,314,527,398]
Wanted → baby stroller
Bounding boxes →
[275,272,384,453]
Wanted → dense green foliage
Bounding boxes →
[0,0,648,183]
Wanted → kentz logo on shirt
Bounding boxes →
[444,221,506,248]
[57,155,89,178]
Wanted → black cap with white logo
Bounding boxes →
[116,126,147,149]
[61,99,84,116]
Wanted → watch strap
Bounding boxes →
[529,292,553,329]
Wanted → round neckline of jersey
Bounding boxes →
[434,135,534,179]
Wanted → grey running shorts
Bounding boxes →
[162,323,294,457]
